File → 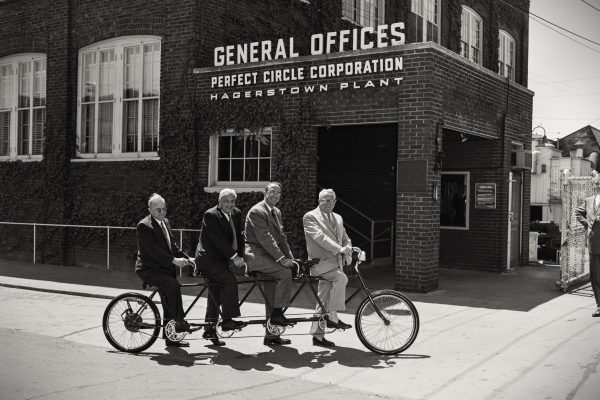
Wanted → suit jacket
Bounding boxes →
[244,200,292,271]
[195,205,244,273]
[303,207,351,275]
[575,194,600,254]
[135,215,189,273]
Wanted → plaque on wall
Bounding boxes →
[397,160,428,192]
[475,183,496,209]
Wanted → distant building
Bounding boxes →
[530,126,599,223]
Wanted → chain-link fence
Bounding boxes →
[559,176,592,291]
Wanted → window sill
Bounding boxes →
[0,156,43,162]
[72,154,160,162]
[204,185,266,193]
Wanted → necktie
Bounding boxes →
[228,214,238,251]
[160,221,171,249]
[271,208,278,225]
[328,213,337,235]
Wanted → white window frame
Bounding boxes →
[460,6,483,65]
[498,30,515,81]
[205,128,272,193]
[410,0,441,43]
[75,35,161,161]
[440,171,470,230]
[342,0,385,28]
[0,53,46,162]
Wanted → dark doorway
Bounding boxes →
[317,124,397,260]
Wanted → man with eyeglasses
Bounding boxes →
[135,193,195,347]
[303,188,353,347]
[244,182,295,346]
[195,188,247,346]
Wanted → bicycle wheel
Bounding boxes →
[355,289,419,355]
[102,292,161,353]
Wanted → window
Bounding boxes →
[440,172,469,229]
[77,36,160,160]
[498,30,515,80]
[0,54,46,161]
[460,6,483,65]
[410,0,440,43]
[342,0,385,28]
[208,128,272,189]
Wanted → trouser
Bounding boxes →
[589,253,600,307]
[256,267,292,338]
[203,267,241,326]
[310,268,348,339]
[136,269,184,331]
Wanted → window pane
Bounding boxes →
[218,159,230,181]
[0,65,13,110]
[98,102,113,153]
[33,59,46,107]
[18,62,31,108]
[0,111,9,156]
[81,104,95,153]
[98,50,115,102]
[143,43,160,97]
[259,159,271,181]
[142,98,159,152]
[231,135,244,158]
[231,159,243,181]
[124,46,140,99]
[18,109,29,155]
[245,159,258,181]
[123,100,137,152]
[440,174,467,228]
[218,136,231,158]
[82,52,96,103]
[31,108,44,155]
[245,135,258,157]
[259,134,271,157]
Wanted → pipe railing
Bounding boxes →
[0,221,200,276]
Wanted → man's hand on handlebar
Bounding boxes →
[232,254,245,268]
[279,257,294,268]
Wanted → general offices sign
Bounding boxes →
[200,22,406,100]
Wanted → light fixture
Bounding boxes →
[460,132,468,143]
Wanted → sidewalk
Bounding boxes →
[0,258,569,311]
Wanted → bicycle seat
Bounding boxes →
[245,270,258,278]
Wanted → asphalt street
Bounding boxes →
[1,268,599,400]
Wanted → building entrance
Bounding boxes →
[316,124,397,261]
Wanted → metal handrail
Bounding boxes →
[0,221,200,274]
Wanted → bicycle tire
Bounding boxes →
[355,289,419,355]
[102,292,161,353]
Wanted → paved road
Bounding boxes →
[1,285,600,399]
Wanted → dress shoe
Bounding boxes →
[221,319,247,331]
[312,337,335,347]
[593,308,600,317]
[175,319,191,333]
[326,319,352,330]
[263,337,292,346]
[165,339,190,347]
[202,330,225,346]
[269,314,291,326]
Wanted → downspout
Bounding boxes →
[501,77,512,271]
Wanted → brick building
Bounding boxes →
[0,0,532,292]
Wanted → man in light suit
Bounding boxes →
[244,182,295,346]
[195,188,247,346]
[135,193,195,347]
[303,188,353,347]
[575,173,600,317]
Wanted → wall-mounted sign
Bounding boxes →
[397,160,428,192]
[475,183,496,209]
[196,22,408,101]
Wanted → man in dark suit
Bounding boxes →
[135,193,195,347]
[244,182,295,346]
[195,188,247,346]
[575,173,600,317]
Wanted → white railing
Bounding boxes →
[0,221,200,274]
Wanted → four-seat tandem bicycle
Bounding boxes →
[102,251,419,355]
